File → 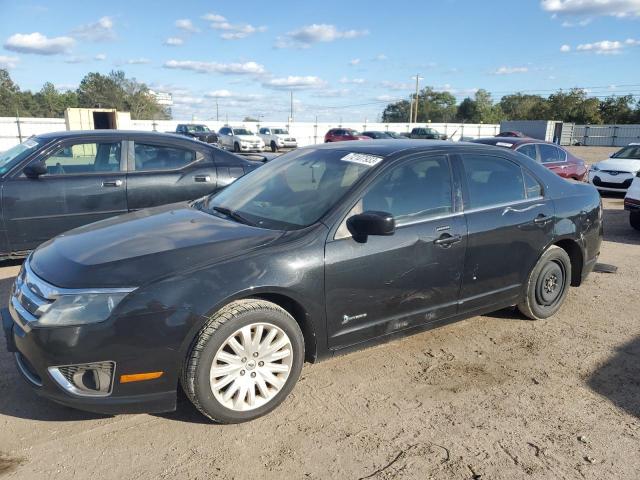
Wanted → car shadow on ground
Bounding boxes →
[587,336,640,419]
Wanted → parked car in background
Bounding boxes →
[362,131,395,139]
[175,124,218,145]
[588,143,640,193]
[324,128,370,142]
[0,131,259,259]
[470,137,588,181]
[624,173,640,230]
[496,131,525,138]
[409,127,445,140]
[386,131,406,139]
[258,127,297,152]
[218,126,265,153]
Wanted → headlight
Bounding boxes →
[35,292,130,327]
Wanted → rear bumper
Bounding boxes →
[2,307,177,415]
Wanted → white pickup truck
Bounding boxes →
[258,127,298,152]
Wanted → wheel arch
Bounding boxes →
[553,238,584,286]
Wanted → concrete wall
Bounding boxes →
[0,116,500,151]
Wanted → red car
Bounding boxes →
[324,128,370,142]
[471,137,587,181]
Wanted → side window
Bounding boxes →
[539,144,564,163]
[524,170,543,198]
[42,142,121,175]
[461,154,525,209]
[133,143,198,171]
[220,128,228,135]
[517,144,538,161]
[361,155,453,225]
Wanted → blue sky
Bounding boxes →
[1,0,639,121]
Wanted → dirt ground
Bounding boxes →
[1,152,639,479]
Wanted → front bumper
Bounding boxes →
[2,307,177,414]
[588,171,634,191]
[240,144,264,152]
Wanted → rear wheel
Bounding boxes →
[630,211,640,231]
[518,246,571,320]
[182,299,304,423]
[233,142,240,153]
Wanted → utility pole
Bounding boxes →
[413,73,421,123]
[290,90,294,122]
[216,99,219,122]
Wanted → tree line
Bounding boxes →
[0,69,169,120]
[381,87,640,125]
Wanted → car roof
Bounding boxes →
[302,139,489,157]
[471,136,557,147]
[36,130,196,141]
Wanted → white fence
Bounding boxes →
[0,117,500,151]
[565,124,640,147]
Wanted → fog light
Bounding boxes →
[49,361,115,397]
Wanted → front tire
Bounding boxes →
[182,299,304,423]
[233,142,240,153]
[630,211,640,231]
[518,246,571,320]
[270,141,278,153]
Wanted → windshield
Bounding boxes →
[612,145,640,159]
[387,132,403,139]
[346,130,362,136]
[233,129,253,136]
[187,125,210,133]
[272,129,288,135]
[0,137,43,175]
[199,148,381,230]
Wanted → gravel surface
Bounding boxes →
[0,194,638,480]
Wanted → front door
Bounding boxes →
[3,138,127,253]
[457,153,554,313]
[325,154,466,350]
[126,140,219,210]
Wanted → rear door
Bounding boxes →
[457,152,554,313]
[126,138,219,210]
[539,144,570,178]
[3,136,127,252]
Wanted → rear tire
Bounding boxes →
[630,211,640,231]
[181,299,304,424]
[518,246,571,320]
[233,142,240,153]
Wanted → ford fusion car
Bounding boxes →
[0,131,259,260]
[589,143,640,193]
[3,140,602,424]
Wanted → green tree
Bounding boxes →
[0,68,21,116]
[414,87,457,122]
[547,89,602,124]
[598,95,635,124]
[77,71,127,110]
[498,93,549,120]
[381,99,411,123]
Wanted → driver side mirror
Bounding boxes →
[23,161,48,179]
[347,211,395,243]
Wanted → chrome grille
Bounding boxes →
[10,261,54,328]
[57,362,115,384]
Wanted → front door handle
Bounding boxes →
[194,175,212,183]
[102,179,123,187]
[434,233,462,248]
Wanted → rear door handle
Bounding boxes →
[533,214,552,225]
[434,233,462,248]
[194,175,212,183]
[102,179,123,187]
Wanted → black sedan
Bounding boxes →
[0,130,259,259]
[175,124,219,145]
[3,140,602,423]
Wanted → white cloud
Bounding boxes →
[381,80,411,90]
[176,19,200,33]
[72,16,115,41]
[375,95,399,102]
[626,37,640,45]
[164,60,266,75]
[4,32,74,55]
[313,88,352,98]
[211,22,267,40]
[202,13,227,22]
[541,0,640,17]
[205,89,233,98]
[560,44,571,52]
[127,58,151,64]
[374,53,388,61]
[349,58,361,66]
[262,75,327,90]
[340,77,366,84]
[276,24,368,48]
[561,18,592,26]
[173,94,204,106]
[94,53,106,61]
[492,66,529,75]
[64,56,88,64]
[204,90,262,102]
[0,55,19,68]
[576,40,624,54]
[164,37,184,46]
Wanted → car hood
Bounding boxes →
[29,204,283,289]
[236,135,262,142]
[594,158,640,173]
[274,134,294,139]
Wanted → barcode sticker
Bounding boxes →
[496,142,513,148]
[341,152,383,167]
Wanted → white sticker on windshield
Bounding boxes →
[496,142,513,148]
[341,152,383,167]
[23,139,38,148]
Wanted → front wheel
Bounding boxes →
[233,142,240,153]
[270,141,278,153]
[182,299,304,423]
[630,211,640,231]
[518,246,571,320]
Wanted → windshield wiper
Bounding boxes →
[212,206,254,226]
